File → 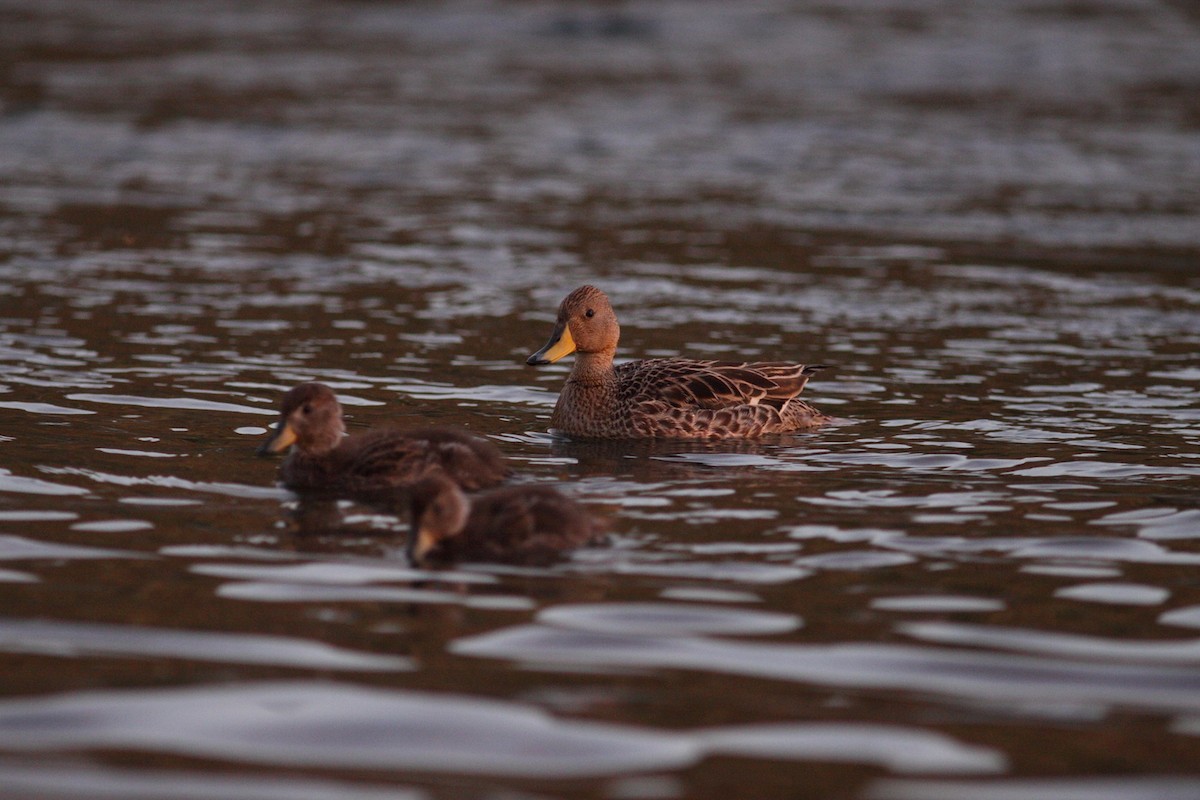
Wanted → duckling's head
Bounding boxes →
[407,473,470,565]
[526,285,619,365]
[256,382,346,457]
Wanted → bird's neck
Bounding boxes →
[301,421,345,455]
[569,350,616,386]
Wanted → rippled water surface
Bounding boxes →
[2,1,1199,798]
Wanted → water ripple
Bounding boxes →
[386,381,556,407]
[0,470,89,497]
[877,535,1200,566]
[0,764,426,800]
[39,468,288,500]
[869,776,1200,800]
[0,401,95,415]
[0,618,410,671]
[0,680,1002,777]
[901,622,1200,665]
[796,551,916,570]
[537,602,801,636]
[1158,606,1200,630]
[1054,582,1169,606]
[0,681,700,778]
[191,561,494,586]
[591,558,812,585]
[216,581,534,611]
[453,624,1200,715]
[873,596,1005,613]
[0,535,142,562]
[1092,507,1200,540]
[66,393,277,415]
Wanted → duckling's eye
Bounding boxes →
[585,308,595,318]
[301,403,313,415]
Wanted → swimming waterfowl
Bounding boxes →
[407,473,604,566]
[256,382,509,495]
[526,285,830,438]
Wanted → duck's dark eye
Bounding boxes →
[301,403,313,415]
[585,308,595,318]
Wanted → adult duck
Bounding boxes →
[526,285,830,438]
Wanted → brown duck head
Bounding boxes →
[526,285,620,365]
[407,473,470,565]
[256,382,346,457]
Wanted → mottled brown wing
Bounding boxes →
[335,427,507,492]
[414,428,510,490]
[463,486,600,562]
[523,488,605,547]
[744,362,827,403]
[636,399,786,438]
[340,431,425,487]
[465,488,540,558]
[621,359,823,410]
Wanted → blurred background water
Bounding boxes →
[1,1,1199,798]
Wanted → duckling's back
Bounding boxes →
[282,426,508,495]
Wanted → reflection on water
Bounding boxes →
[0,765,428,800]
[537,602,801,636]
[869,776,1200,800]
[0,617,411,671]
[0,680,1002,777]
[453,623,1200,715]
[2,0,1199,797]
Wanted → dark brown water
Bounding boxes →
[2,1,1199,798]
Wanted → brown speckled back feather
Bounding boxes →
[550,359,830,439]
[627,359,823,410]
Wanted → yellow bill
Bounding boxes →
[526,321,576,365]
[256,421,297,456]
[409,527,439,565]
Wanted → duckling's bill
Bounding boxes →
[256,421,297,456]
[408,527,439,565]
[526,321,576,365]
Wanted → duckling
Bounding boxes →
[526,285,830,438]
[407,473,604,566]
[256,382,508,495]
